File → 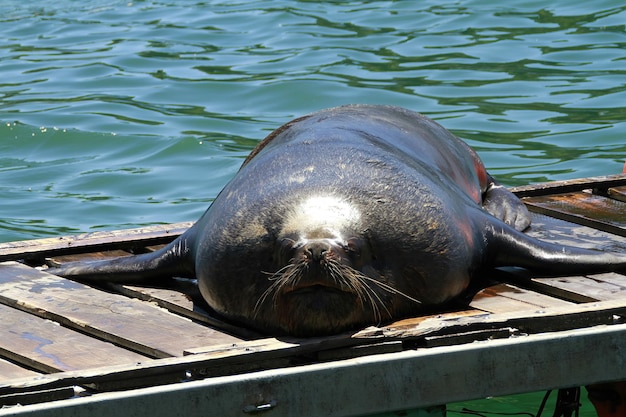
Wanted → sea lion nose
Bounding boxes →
[303,240,331,262]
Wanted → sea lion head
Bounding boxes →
[246,194,422,336]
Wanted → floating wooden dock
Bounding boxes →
[3,174,626,416]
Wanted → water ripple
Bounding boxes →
[0,0,625,241]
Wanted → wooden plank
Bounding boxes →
[0,262,242,358]
[316,340,404,361]
[523,192,626,237]
[0,222,192,262]
[532,274,626,302]
[0,359,39,381]
[510,173,626,197]
[0,303,149,376]
[588,271,626,289]
[356,298,626,339]
[110,284,262,340]
[385,309,488,329]
[44,248,260,339]
[145,244,167,252]
[421,327,515,348]
[46,252,211,326]
[607,185,626,203]
[492,268,600,304]
[470,283,574,313]
[114,285,196,314]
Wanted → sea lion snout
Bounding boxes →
[302,240,332,263]
[275,237,347,266]
[268,237,361,294]
[281,237,352,272]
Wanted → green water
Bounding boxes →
[1,1,624,415]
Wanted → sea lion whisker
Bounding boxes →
[253,279,281,318]
[348,278,384,323]
[254,262,303,317]
[349,273,390,323]
[325,261,388,323]
[358,275,422,306]
[262,261,298,280]
[325,261,348,288]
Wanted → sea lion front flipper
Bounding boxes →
[48,233,195,282]
[481,176,531,231]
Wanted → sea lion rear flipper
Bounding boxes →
[482,218,626,275]
[481,176,531,231]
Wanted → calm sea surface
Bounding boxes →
[1,1,624,415]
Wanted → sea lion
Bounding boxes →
[49,104,626,337]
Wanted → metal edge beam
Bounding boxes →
[3,323,625,417]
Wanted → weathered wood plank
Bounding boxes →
[607,185,626,203]
[532,274,626,302]
[114,285,195,314]
[316,340,404,361]
[0,222,192,262]
[523,192,626,237]
[0,262,242,358]
[46,251,210,327]
[0,303,149,375]
[510,173,626,197]
[587,272,626,289]
[385,309,487,329]
[356,298,626,339]
[470,283,574,313]
[487,265,601,304]
[0,359,39,381]
[110,284,262,340]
